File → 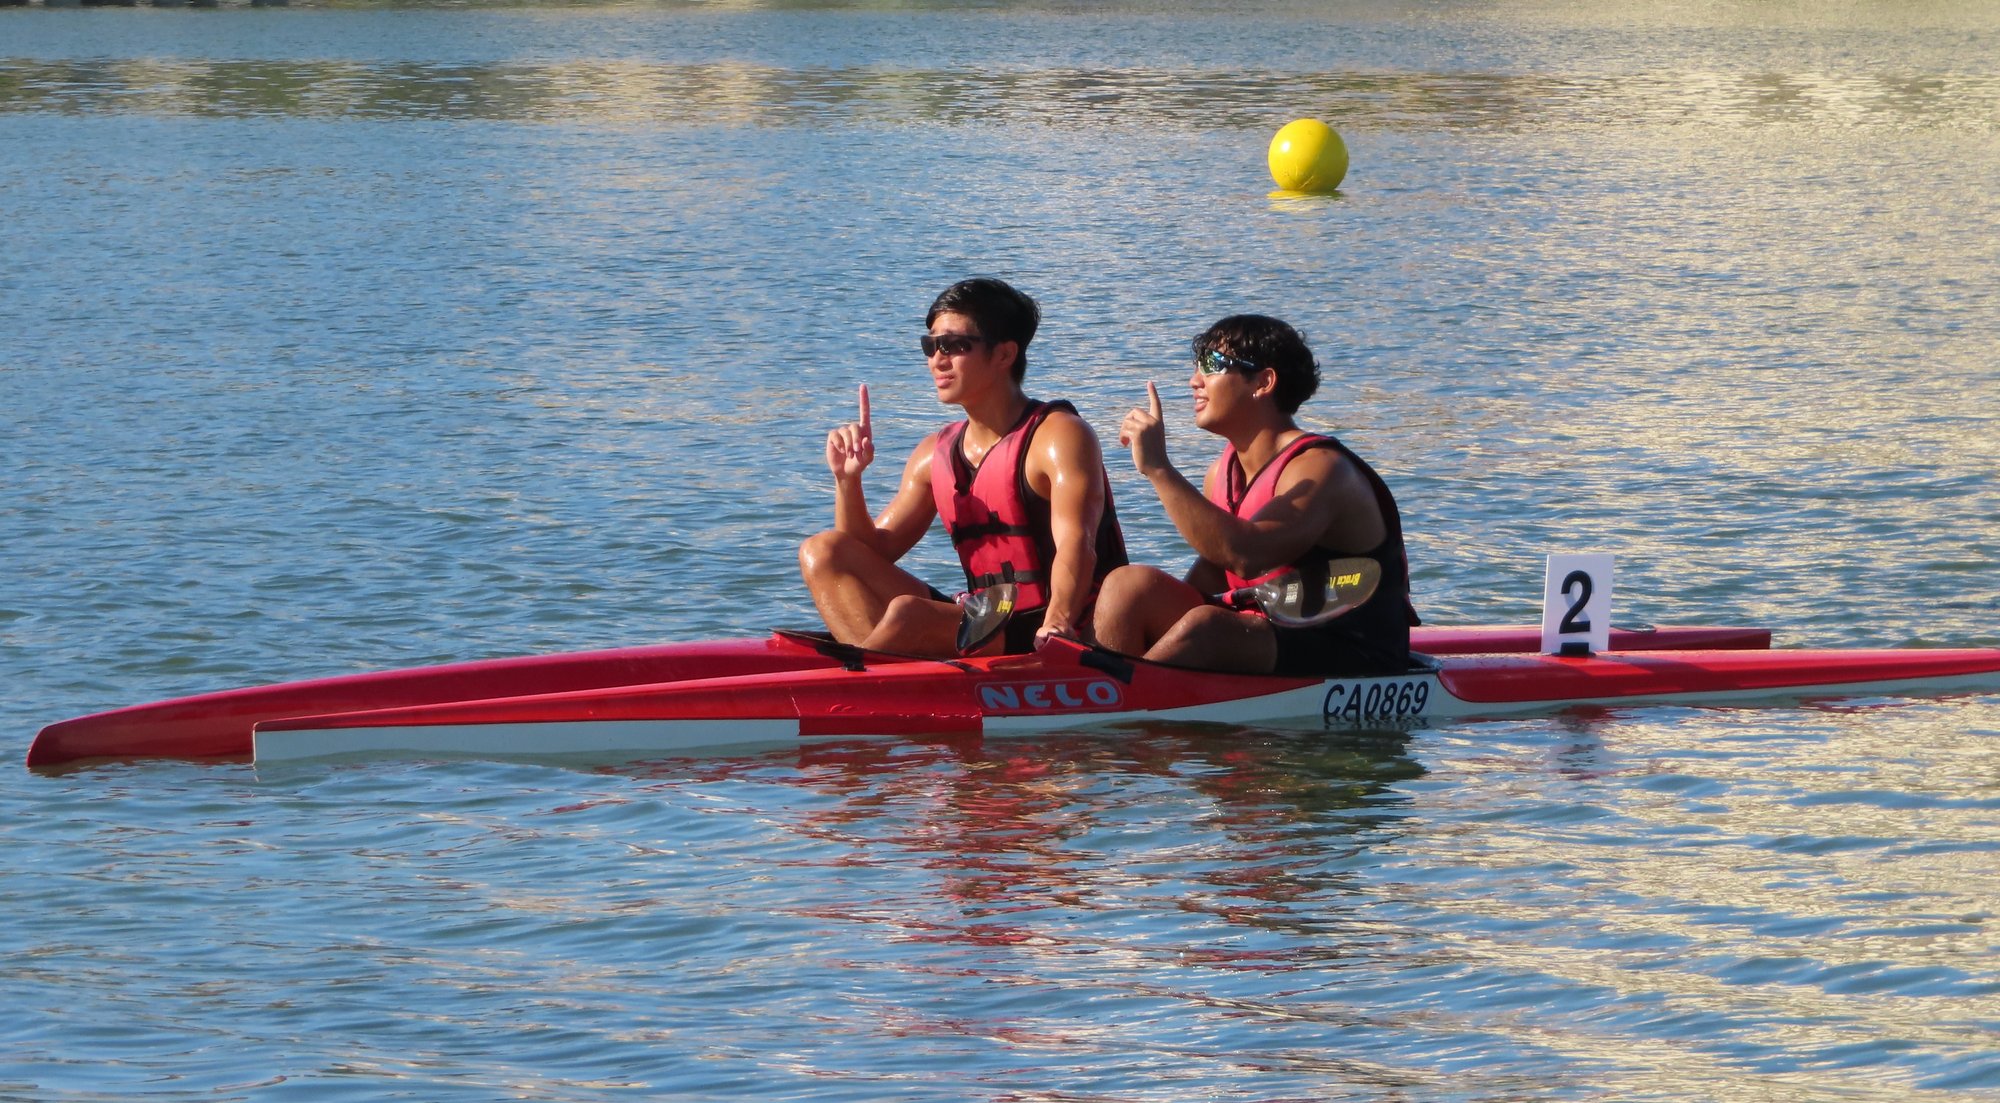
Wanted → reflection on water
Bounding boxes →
[28,706,1960,1099]
[748,729,1421,939]
[0,57,1995,130]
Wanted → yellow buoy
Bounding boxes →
[1267,119,1348,195]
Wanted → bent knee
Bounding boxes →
[1097,564,1178,608]
[799,529,860,575]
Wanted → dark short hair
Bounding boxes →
[1192,314,1320,414]
[927,277,1041,382]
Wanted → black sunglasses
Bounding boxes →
[1196,348,1262,376]
[921,333,990,358]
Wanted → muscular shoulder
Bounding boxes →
[904,431,941,480]
[1026,407,1105,465]
[1276,442,1386,547]
[1273,443,1366,500]
[1023,407,1107,496]
[1201,452,1228,499]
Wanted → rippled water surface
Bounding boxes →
[5,2,1999,1099]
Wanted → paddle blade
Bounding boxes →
[955,582,1019,655]
[1246,557,1381,628]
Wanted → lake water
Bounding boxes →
[5,2,1999,1099]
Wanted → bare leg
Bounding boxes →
[798,529,932,645]
[861,593,967,657]
[1093,565,1206,656]
[1146,605,1277,673]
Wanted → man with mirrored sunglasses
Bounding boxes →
[798,277,1128,656]
[1094,314,1419,675]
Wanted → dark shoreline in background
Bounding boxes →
[6,0,280,7]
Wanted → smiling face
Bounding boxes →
[1190,315,1320,423]
[1189,345,1271,432]
[925,311,1017,408]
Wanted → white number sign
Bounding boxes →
[1542,553,1614,655]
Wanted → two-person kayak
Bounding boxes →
[29,622,2000,767]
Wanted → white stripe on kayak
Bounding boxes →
[250,670,2000,763]
[252,718,803,763]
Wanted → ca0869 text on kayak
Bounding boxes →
[1322,675,1434,727]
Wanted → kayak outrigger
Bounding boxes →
[27,619,2000,767]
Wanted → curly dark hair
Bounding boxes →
[1191,314,1320,414]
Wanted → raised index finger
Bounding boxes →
[1146,380,1162,418]
[858,383,871,434]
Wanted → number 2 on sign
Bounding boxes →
[1558,569,1593,634]
[1542,553,1614,654]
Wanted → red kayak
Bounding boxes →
[239,634,2000,764]
[28,623,1772,766]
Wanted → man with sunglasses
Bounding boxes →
[1095,314,1417,675]
[798,277,1127,656]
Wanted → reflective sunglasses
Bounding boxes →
[921,333,988,357]
[1196,348,1262,376]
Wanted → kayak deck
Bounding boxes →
[26,623,1771,767]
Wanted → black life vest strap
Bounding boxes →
[949,521,1036,545]
[970,568,1044,589]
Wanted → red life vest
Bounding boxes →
[930,400,1127,613]
[1211,433,1420,628]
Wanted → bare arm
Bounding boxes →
[1203,449,1380,578]
[827,383,937,561]
[1180,460,1231,594]
[1024,410,1110,638]
[1120,384,1377,580]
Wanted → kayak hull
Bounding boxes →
[25,636,830,767]
[26,623,1770,767]
[244,640,2000,765]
